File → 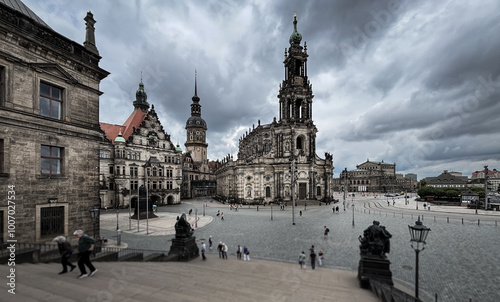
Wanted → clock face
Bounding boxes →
[196,147,200,151]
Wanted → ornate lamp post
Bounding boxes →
[408,216,431,301]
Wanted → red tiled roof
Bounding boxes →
[100,109,148,144]
[122,109,148,140]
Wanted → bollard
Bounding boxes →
[462,218,463,224]
[478,219,480,226]
[447,217,449,223]
[496,220,497,227]
[117,229,121,246]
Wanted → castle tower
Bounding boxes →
[185,71,208,164]
[132,79,150,113]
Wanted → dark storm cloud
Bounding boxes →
[22,0,500,178]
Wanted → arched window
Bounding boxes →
[296,136,303,150]
[316,186,321,196]
[266,187,271,198]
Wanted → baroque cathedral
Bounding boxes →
[215,15,334,204]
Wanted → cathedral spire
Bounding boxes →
[191,70,201,115]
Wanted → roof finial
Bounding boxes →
[194,69,198,97]
[141,70,143,83]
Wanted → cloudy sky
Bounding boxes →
[24,0,500,179]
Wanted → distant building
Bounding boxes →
[405,173,418,182]
[471,168,500,180]
[333,160,405,193]
[99,82,183,208]
[214,15,334,204]
[0,2,109,242]
[425,170,468,189]
[181,73,216,199]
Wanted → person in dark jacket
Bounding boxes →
[73,230,97,279]
[53,236,76,274]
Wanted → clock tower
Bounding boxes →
[185,71,208,164]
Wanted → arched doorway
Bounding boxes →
[167,195,175,205]
[150,195,162,206]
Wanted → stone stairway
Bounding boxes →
[5,257,379,302]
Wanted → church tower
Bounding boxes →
[278,14,313,123]
[185,71,208,164]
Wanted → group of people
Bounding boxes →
[216,210,225,220]
[200,237,250,261]
[53,230,98,279]
[299,245,325,270]
[332,206,340,213]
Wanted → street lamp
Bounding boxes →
[271,203,273,221]
[352,204,355,227]
[89,207,99,254]
[408,216,431,301]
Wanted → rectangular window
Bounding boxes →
[131,180,138,191]
[0,139,4,174]
[109,166,114,174]
[167,181,172,190]
[109,182,114,190]
[0,67,4,106]
[40,82,62,119]
[132,153,136,160]
[159,181,162,189]
[40,206,64,236]
[152,181,157,190]
[41,145,62,175]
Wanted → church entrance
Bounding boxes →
[299,183,307,200]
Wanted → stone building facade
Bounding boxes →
[181,73,216,199]
[334,160,412,193]
[215,16,334,204]
[99,82,183,208]
[425,170,468,189]
[0,2,109,243]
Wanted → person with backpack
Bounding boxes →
[298,251,306,269]
[323,226,330,239]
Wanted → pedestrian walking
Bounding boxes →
[332,207,335,213]
[221,212,224,220]
[222,243,228,259]
[318,250,324,267]
[309,248,317,270]
[299,210,302,217]
[73,230,97,279]
[323,226,330,239]
[218,241,223,258]
[336,206,339,212]
[237,245,242,259]
[201,241,207,261]
[243,246,250,261]
[298,251,306,269]
[189,208,192,215]
[53,236,76,274]
[209,236,213,250]
[216,210,220,217]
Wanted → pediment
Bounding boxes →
[31,63,79,84]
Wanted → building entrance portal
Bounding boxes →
[299,183,307,200]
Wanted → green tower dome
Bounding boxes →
[289,14,302,46]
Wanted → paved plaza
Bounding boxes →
[100,194,500,302]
